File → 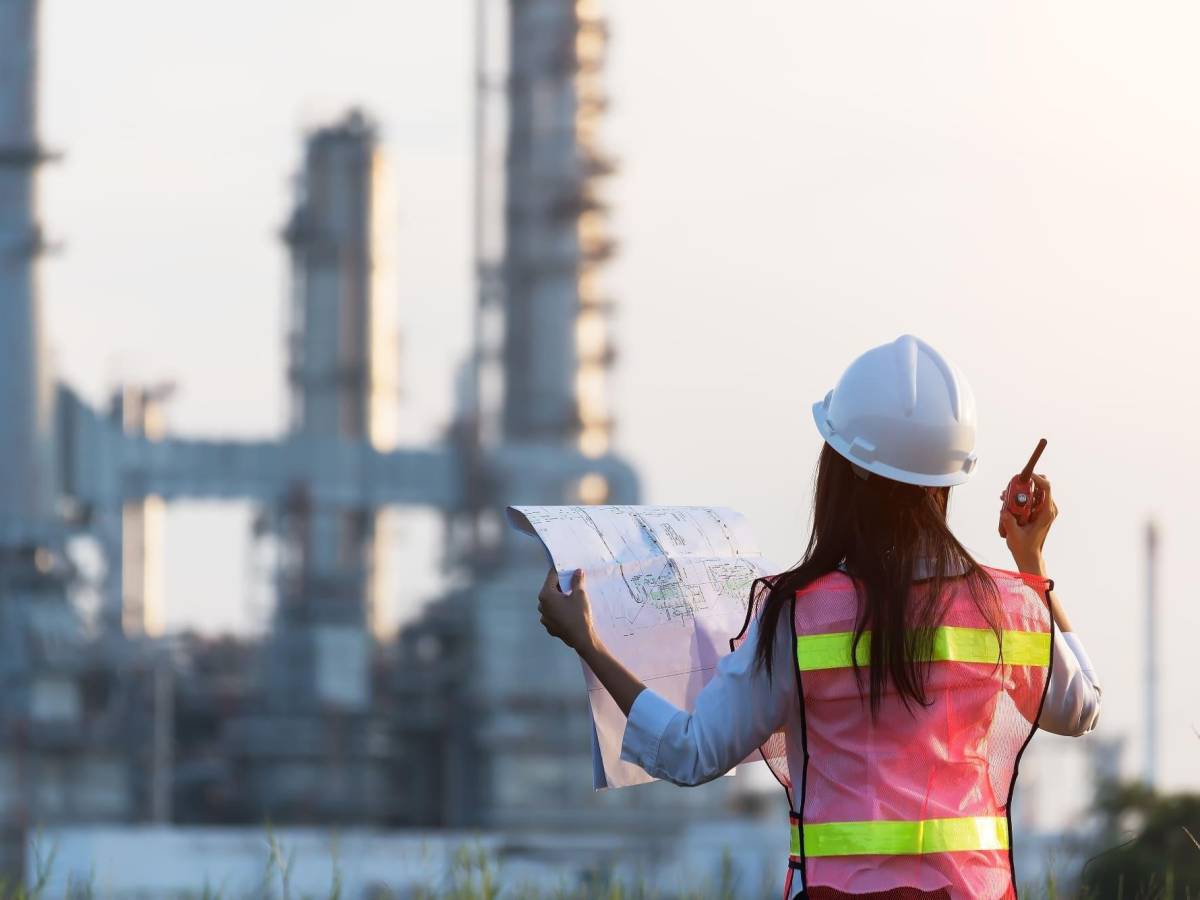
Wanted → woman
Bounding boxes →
[537,335,1101,899]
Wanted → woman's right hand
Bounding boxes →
[1001,473,1057,575]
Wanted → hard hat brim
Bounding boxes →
[811,400,973,489]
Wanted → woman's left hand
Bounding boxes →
[538,567,596,652]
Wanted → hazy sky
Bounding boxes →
[39,1,1199,794]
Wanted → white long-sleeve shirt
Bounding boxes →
[620,607,1102,790]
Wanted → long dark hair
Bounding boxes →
[755,443,1002,715]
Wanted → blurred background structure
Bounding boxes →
[0,0,736,889]
[1,0,1194,894]
[0,0,134,870]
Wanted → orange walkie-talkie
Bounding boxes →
[999,438,1048,537]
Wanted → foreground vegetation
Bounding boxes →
[1076,780,1200,898]
[1,783,1195,899]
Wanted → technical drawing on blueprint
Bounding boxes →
[506,505,777,788]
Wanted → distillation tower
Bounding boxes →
[227,111,399,823]
[501,0,616,454]
[395,0,726,834]
[275,109,397,703]
[0,0,56,544]
[0,0,134,864]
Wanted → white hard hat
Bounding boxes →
[812,335,978,487]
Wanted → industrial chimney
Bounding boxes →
[1144,518,1160,789]
[0,0,57,542]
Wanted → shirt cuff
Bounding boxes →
[619,688,684,775]
[1062,632,1099,685]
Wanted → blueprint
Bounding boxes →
[506,505,776,789]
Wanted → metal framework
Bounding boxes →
[0,0,700,846]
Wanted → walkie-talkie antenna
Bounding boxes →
[1019,438,1048,482]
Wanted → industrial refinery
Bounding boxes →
[0,0,735,884]
[0,0,1183,895]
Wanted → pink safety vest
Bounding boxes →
[734,565,1053,900]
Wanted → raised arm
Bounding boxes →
[1000,473,1102,736]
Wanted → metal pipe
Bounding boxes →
[471,0,486,433]
[1144,519,1159,789]
[0,0,56,541]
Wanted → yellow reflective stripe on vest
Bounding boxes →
[795,626,1050,672]
[790,815,1009,857]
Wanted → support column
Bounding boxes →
[1144,519,1159,789]
[0,0,56,542]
